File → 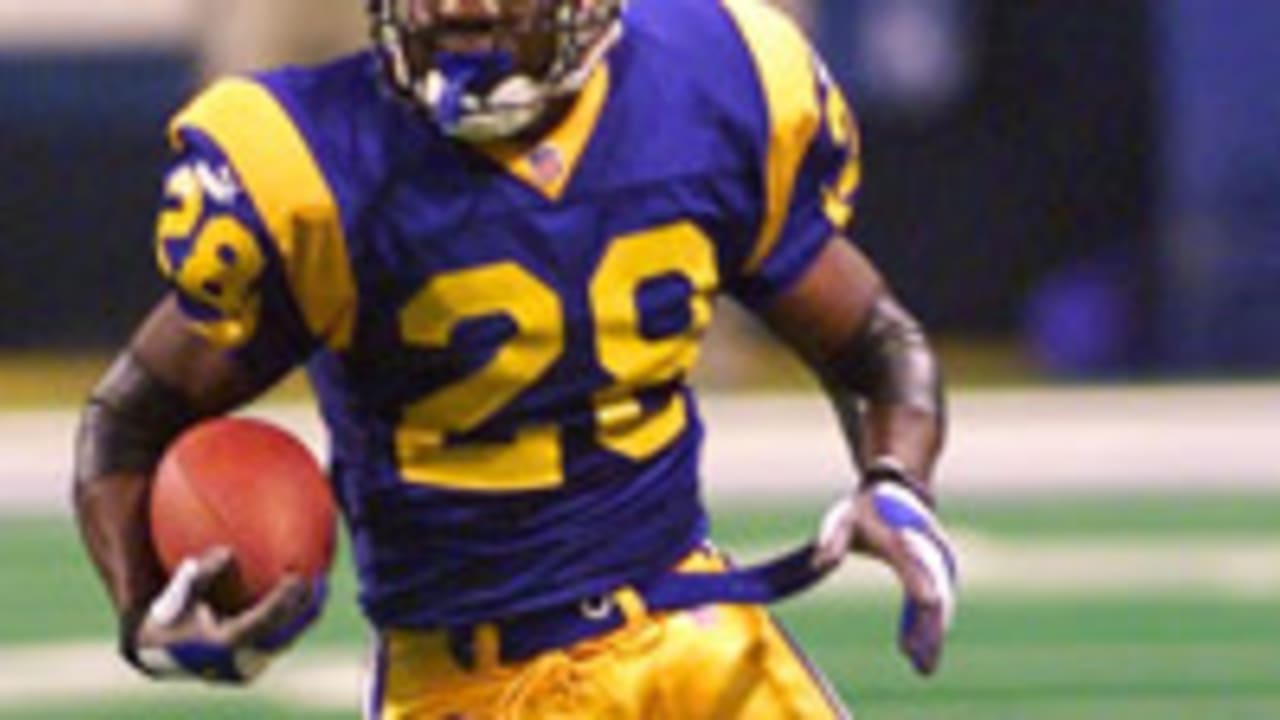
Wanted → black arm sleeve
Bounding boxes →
[73,351,208,670]
[74,352,202,485]
[817,294,945,505]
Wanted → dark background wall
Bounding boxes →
[822,1,1157,355]
[1155,0,1280,372]
[822,0,1280,374]
[0,51,192,348]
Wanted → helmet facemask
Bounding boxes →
[369,0,625,142]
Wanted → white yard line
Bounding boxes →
[3,384,1279,513]
[0,0,193,48]
[0,643,362,710]
[700,385,1280,499]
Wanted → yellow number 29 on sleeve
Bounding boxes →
[155,164,267,347]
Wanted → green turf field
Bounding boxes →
[6,494,1280,719]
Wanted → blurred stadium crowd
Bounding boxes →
[1,0,1276,380]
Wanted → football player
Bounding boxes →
[73,0,957,716]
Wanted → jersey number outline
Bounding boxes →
[395,221,718,492]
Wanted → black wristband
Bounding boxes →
[859,458,936,509]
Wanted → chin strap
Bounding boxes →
[369,0,628,141]
[425,51,533,140]
[417,23,624,142]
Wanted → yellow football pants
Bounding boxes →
[367,553,850,719]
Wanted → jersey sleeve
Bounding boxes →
[154,77,357,377]
[721,0,862,308]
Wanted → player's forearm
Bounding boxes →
[71,351,202,632]
[72,470,166,623]
[858,403,944,483]
[823,386,943,500]
[757,239,945,502]
[819,294,946,504]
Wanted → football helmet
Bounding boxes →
[368,0,626,141]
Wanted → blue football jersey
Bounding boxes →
[153,0,859,629]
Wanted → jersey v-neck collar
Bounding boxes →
[476,65,611,202]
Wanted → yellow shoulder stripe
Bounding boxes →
[169,78,357,351]
[720,0,823,274]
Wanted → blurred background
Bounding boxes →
[1,1,1278,718]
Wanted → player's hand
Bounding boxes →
[814,483,958,675]
[126,546,324,683]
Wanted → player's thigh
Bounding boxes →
[654,602,851,719]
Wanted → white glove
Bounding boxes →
[125,547,323,683]
[815,482,958,675]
